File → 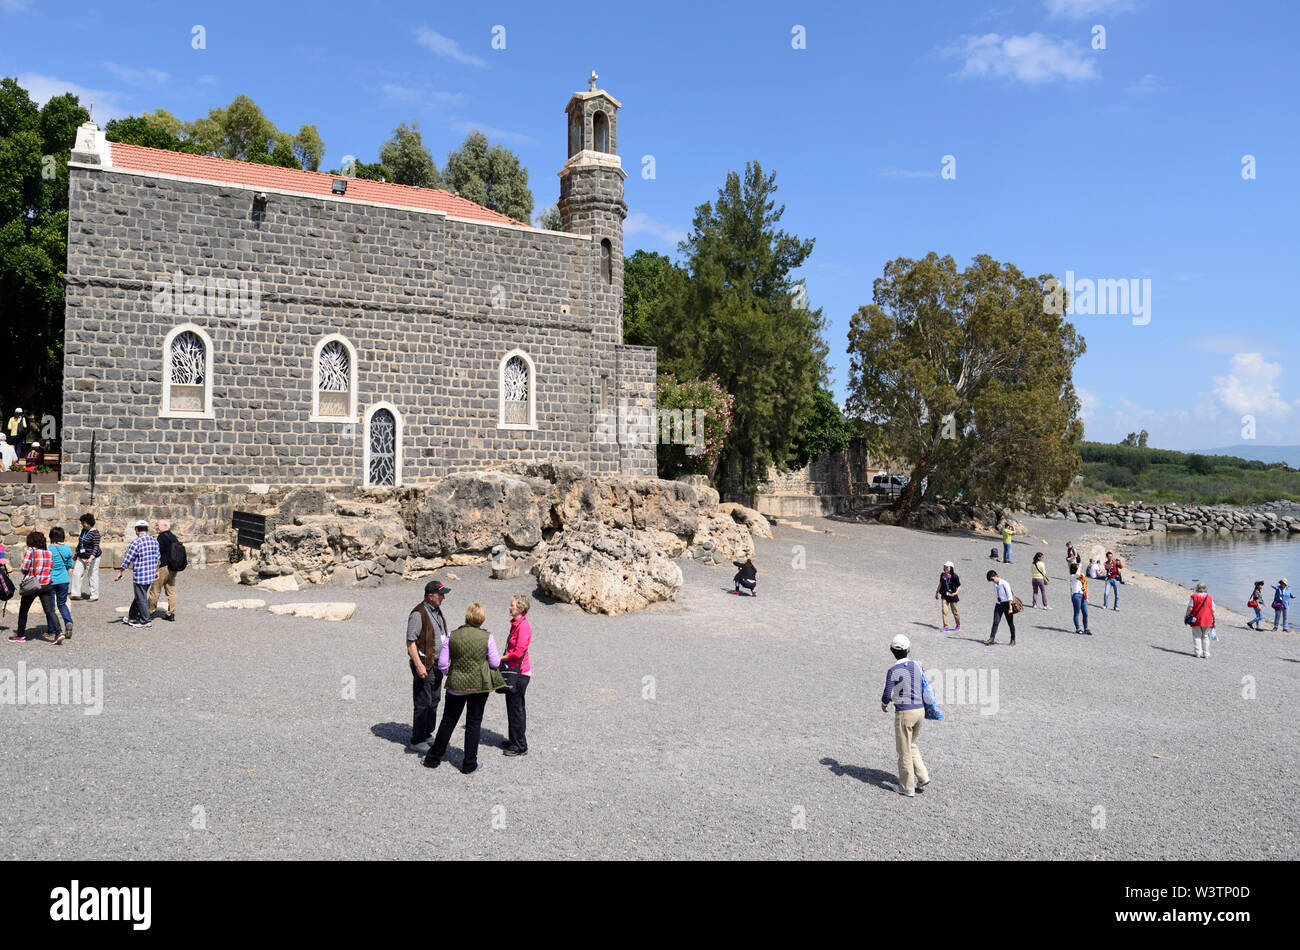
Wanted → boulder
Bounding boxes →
[691,510,755,561]
[536,521,683,615]
[205,599,267,609]
[267,602,356,621]
[717,502,774,539]
[256,574,300,592]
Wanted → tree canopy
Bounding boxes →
[379,122,442,188]
[0,76,88,419]
[442,130,534,223]
[621,162,827,491]
[106,96,326,172]
[846,252,1086,512]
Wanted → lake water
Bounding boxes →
[1124,529,1300,610]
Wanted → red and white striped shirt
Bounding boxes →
[21,547,52,586]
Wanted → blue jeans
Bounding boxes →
[1003,543,1012,562]
[1251,605,1263,628]
[53,581,72,624]
[1072,593,1089,632]
[1104,578,1120,607]
[1275,606,1289,630]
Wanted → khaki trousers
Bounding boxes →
[148,567,177,618]
[894,707,929,794]
[941,599,960,628]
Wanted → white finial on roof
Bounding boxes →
[588,69,598,91]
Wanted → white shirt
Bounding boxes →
[994,579,1013,603]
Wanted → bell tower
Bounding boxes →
[558,71,627,344]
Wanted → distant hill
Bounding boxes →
[1198,445,1300,465]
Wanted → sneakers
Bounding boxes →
[7,634,26,643]
[886,781,915,798]
[954,625,961,631]
[163,614,175,622]
[1084,629,1093,636]
[917,779,931,793]
[128,620,152,629]
[408,740,432,754]
[503,746,526,757]
[1044,606,1053,610]
[983,638,996,645]
[53,631,66,645]
[941,627,951,633]
[88,597,99,602]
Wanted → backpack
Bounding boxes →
[0,565,13,602]
[170,539,188,572]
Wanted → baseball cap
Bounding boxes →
[424,579,451,596]
[133,519,149,529]
[890,634,910,652]
[943,560,954,568]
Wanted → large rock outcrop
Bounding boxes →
[237,467,760,613]
[535,521,684,615]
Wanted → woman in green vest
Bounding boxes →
[424,602,505,775]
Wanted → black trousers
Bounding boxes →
[505,674,529,752]
[733,572,756,591]
[17,586,62,636]
[428,691,489,771]
[991,601,1016,641]
[410,663,443,744]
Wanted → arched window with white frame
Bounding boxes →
[499,349,536,430]
[363,402,402,487]
[161,324,215,419]
[311,334,358,422]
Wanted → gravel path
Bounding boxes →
[1,514,1295,860]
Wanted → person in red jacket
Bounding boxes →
[1185,582,1215,659]
[502,594,533,756]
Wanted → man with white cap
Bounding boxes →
[880,633,932,798]
[116,520,160,628]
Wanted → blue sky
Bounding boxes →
[4,0,1297,450]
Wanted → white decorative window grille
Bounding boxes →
[503,356,530,426]
[169,330,207,412]
[317,340,351,417]
[368,409,396,486]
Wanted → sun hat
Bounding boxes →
[890,634,910,652]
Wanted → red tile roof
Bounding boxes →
[106,142,531,228]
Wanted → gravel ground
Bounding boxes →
[1,515,1295,860]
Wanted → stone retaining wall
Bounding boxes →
[1046,501,1300,534]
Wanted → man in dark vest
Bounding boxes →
[406,579,450,753]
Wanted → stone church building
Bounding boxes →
[60,80,655,488]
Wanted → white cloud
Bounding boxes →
[1044,0,1135,17]
[1125,73,1164,95]
[625,212,687,246]
[1,0,33,12]
[448,120,535,145]
[198,74,218,85]
[1213,353,1293,419]
[1183,333,1241,355]
[1077,385,1100,420]
[17,72,129,121]
[103,62,170,88]
[415,26,486,68]
[946,33,1098,83]
[381,84,465,108]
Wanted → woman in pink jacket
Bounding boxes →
[502,594,533,756]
